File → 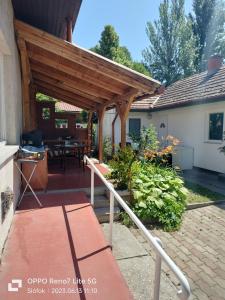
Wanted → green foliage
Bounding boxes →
[80,110,88,123]
[129,125,160,155]
[143,0,197,85]
[132,61,151,76]
[108,147,140,190]
[132,164,187,231]
[189,0,225,70]
[90,25,151,77]
[103,136,112,162]
[36,93,56,102]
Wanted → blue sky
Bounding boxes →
[74,0,193,61]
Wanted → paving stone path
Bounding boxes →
[131,204,225,300]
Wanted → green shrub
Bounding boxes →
[131,164,187,231]
[103,136,112,162]
[107,147,140,190]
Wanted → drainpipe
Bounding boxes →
[112,112,118,155]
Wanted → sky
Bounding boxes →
[73,0,193,62]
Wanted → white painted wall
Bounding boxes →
[150,102,225,173]
[104,102,225,173]
[0,0,22,144]
[0,149,20,254]
[0,0,22,256]
[104,109,151,145]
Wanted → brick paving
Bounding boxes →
[130,204,225,300]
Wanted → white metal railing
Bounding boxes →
[84,155,191,300]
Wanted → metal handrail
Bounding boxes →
[84,155,191,300]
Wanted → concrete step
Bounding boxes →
[92,195,119,209]
[94,206,120,223]
[84,186,106,197]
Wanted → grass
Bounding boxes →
[185,180,225,204]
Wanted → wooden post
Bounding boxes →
[66,18,72,43]
[112,112,118,155]
[116,95,136,149]
[30,84,37,130]
[87,111,93,155]
[97,107,106,162]
[17,38,32,131]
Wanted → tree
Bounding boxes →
[189,0,225,70]
[91,25,151,76]
[143,0,197,86]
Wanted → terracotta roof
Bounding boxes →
[131,96,159,110]
[153,65,225,110]
[55,102,82,112]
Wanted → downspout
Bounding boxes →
[112,112,118,155]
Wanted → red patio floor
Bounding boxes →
[0,192,133,300]
[47,160,109,190]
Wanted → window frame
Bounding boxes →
[128,118,141,139]
[206,112,224,143]
[55,119,69,129]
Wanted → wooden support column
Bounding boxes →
[97,107,106,162]
[116,95,136,149]
[66,18,73,43]
[30,84,37,130]
[87,111,93,155]
[17,38,31,131]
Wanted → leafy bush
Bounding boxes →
[129,125,180,166]
[103,136,112,162]
[107,147,140,190]
[129,124,159,153]
[131,164,187,231]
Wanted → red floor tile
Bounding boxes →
[47,160,109,190]
[0,192,133,300]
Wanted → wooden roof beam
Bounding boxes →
[37,86,95,111]
[35,80,97,109]
[32,71,104,105]
[28,51,125,95]
[101,88,139,109]
[15,20,160,93]
[31,64,107,103]
[30,60,115,100]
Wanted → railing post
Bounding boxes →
[153,238,163,300]
[91,168,94,205]
[109,190,114,248]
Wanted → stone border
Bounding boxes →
[186,199,225,210]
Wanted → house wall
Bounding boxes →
[0,0,22,256]
[103,109,150,145]
[104,102,225,173]
[150,102,225,173]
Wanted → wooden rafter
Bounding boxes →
[31,61,115,100]
[102,88,139,108]
[15,20,160,93]
[37,86,95,111]
[32,72,105,105]
[28,51,126,95]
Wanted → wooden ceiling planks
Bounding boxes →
[15,19,160,112]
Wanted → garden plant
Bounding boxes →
[108,125,188,231]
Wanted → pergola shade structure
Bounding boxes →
[15,20,160,161]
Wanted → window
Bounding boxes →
[55,119,68,129]
[129,118,141,138]
[209,113,224,140]
[42,107,50,120]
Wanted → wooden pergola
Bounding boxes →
[15,20,160,161]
